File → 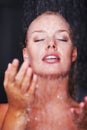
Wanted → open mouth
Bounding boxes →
[42,54,60,64]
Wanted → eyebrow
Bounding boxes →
[31,30,46,34]
[57,29,70,34]
[31,29,70,34]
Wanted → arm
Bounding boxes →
[0,104,27,130]
[0,104,8,129]
[1,59,37,130]
[2,107,28,130]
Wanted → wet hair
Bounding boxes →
[24,11,74,48]
[21,0,86,99]
[22,0,86,48]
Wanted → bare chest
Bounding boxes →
[26,104,77,130]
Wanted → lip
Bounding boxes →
[42,53,60,64]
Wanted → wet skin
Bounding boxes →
[1,12,87,130]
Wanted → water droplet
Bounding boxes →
[57,95,63,100]
[34,117,38,121]
[27,118,30,122]
[26,107,31,112]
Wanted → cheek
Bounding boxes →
[27,46,41,65]
[60,46,72,56]
[60,46,73,64]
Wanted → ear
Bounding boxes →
[22,48,29,61]
[71,47,77,62]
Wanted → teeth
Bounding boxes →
[46,56,57,59]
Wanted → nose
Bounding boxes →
[46,38,57,51]
[47,44,56,49]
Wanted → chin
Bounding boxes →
[35,69,70,79]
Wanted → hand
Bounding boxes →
[71,96,87,129]
[4,59,37,112]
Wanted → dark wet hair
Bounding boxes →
[24,10,74,48]
[21,0,86,99]
[22,0,86,48]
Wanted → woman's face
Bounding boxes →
[23,13,77,77]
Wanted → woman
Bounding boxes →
[0,10,87,130]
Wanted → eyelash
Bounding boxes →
[34,39,45,42]
[57,38,68,42]
[34,37,68,43]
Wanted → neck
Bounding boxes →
[34,75,71,105]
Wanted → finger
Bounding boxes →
[24,55,30,65]
[84,96,87,105]
[79,102,85,109]
[70,107,81,123]
[75,102,85,114]
[71,102,86,123]
[21,67,33,93]
[70,107,79,116]
[28,74,38,96]
[82,97,87,114]
[8,59,19,83]
[15,60,29,87]
[4,63,11,88]
[79,101,87,115]
[84,96,87,100]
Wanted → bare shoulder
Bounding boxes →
[0,103,8,129]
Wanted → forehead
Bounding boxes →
[27,13,71,34]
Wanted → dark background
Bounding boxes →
[0,0,87,103]
[0,0,24,103]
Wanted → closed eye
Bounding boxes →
[57,39,68,42]
[34,39,45,42]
